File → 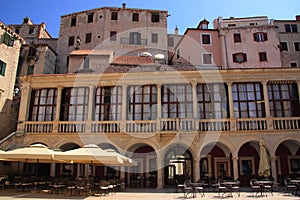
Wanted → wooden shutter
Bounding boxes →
[0,61,6,76]
[232,54,237,62]
[243,53,247,62]
[253,33,257,41]
[263,33,268,41]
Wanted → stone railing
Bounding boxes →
[21,117,300,134]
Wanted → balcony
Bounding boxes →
[23,117,300,134]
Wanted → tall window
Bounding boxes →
[83,57,90,69]
[71,17,77,27]
[294,42,300,51]
[29,28,34,34]
[0,60,6,76]
[68,36,74,46]
[201,34,211,45]
[111,12,118,20]
[2,32,14,47]
[85,33,92,43]
[268,82,300,117]
[128,85,157,120]
[197,83,228,119]
[129,32,141,45]
[29,88,57,121]
[132,13,139,21]
[162,84,193,118]
[151,33,158,43]
[87,13,94,23]
[232,83,265,118]
[110,31,117,41]
[94,86,122,121]
[168,37,174,47]
[60,87,89,121]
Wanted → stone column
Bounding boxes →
[297,81,300,105]
[53,86,63,133]
[194,156,200,182]
[121,85,128,132]
[262,81,273,130]
[50,163,56,177]
[156,84,162,132]
[156,154,163,189]
[86,85,95,133]
[271,156,278,188]
[232,157,239,180]
[227,82,236,131]
[192,82,199,130]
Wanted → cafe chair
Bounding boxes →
[250,179,261,197]
[231,181,240,197]
[194,185,205,197]
[175,180,184,193]
[183,183,193,198]
[284,178,297,195]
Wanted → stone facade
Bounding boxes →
[0,21,23,139]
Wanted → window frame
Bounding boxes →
[111,12,118,20]
[0,60,6,76]
[132,13,139,22]
[29,88,57,121]
[202,53,213,65]
[151,12,160,23]
[71,17,77,27]
[68,36,75,46]
[85,33,92,43]
[294,42,300,51]
[151,33,158,43]
[232,82,265,118]
[201,33,211,45]
[259,52,267,62]
[253,32,268,42]
[110,31,117,41]
[280,41,288,51]
[87,13,94,23]
[233,53,247,63]
[128,85,157,120]
[233,33,241,43]
[94,86,122,121]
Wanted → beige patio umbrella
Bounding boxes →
[54,144,124,166]
[258,140,271,177]
[105,149,137,166]
[1,144,61,163]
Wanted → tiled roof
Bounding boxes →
[70,49,113,56]
[112,56,154,65]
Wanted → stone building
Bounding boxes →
[0,21,23,139]
[9,17,57,76]
[0,4,300,190]
[274,15,300,67]
[56,3,168,73]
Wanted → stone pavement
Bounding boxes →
[0,189,299,200]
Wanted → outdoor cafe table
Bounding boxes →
[184,182,204,198]
[221,181,240,198]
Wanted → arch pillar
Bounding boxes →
[157,153,163,189]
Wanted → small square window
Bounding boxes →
[132,13,139,21]
[111,12,118,20]
[29,28,34,34]
[201,34,211,45]
[85,33,92,43]
[259,52,267,62]
[15,28,20,34]
[110,31,117,41]
[71,17,77,27]
[87,13,94,23]
[280,42,288,51]
[151,33,158,43]
[151,13,160,22]
[168,37,174,47]
[203,53,212,65]
[234,33,241,43]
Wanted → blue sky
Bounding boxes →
[0,0,299,37]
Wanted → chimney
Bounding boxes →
[122,3,126,8]
[296,15,300,21]
[175,26,178,35]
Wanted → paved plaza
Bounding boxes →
[0,189,299,200]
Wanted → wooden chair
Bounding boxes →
[284,178,297,195]
[250,179,261,197]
